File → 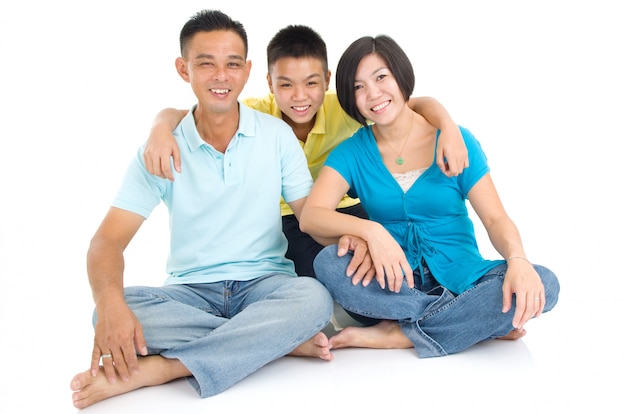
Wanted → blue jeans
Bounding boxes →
[93,274,333,397]
[313,245,560,358]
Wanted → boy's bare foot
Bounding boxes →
[288,332,333,361]
[329,320,413,350]
[70,356,188,409]
[497,328,527,340]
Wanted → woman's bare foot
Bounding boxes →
[288,332,333,361]
[70,356,189,409]
[497,328,527,340]
[329,320,413,350]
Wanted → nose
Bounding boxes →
[213,65,228,81]
[291,85,306,101]
[366,84,382,100]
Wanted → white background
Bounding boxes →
[1,0,625,412]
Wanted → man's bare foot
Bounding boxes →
[329,320,413,350]
[288,332,333,361]
[497,328,527,340]
[70,366,142,409]
[70,356,189,409]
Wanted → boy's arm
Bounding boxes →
[408,97,469,177]
[144,108,188,181]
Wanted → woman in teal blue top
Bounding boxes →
[299,35,560,357]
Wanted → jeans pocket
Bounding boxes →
[422,287,456,316]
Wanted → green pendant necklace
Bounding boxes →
[383,129,411,165]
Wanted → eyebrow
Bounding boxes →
[194,53,245,61]
[275,73,323,82]
[355,66,387,83]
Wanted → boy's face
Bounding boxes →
[267,56,330,127]
[176,30,251,115]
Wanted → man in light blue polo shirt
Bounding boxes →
[69,10,365,409]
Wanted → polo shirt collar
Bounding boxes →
[179,103,255,152]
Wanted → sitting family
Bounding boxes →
[70,8,559,410]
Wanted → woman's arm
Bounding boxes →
[468,173,546,331]
[300,166,413,292]
[143,108,188,181]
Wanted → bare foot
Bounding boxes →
[497,328,527,340]
[288,332,333,361]
[70,356,189,409]
[329,320,413,350]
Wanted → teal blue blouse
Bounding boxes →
[325,125,505,294]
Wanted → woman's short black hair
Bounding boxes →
[335,35,415,126]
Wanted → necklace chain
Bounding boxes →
[383,129,411,165]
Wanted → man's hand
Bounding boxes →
[336,234,375,286]
[90,301,148,383]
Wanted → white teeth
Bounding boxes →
[212,89,229,94]
[372,101,389,112]
[293,105,309,111]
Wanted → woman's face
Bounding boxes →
[353,53,404,126]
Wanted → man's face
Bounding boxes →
[267,56,330,127]
[176,30,251,114]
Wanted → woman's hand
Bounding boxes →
[502,257,545,330]
[364,224,414,292]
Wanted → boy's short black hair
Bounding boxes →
[266,25,328,73]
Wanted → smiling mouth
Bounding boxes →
[211,88,230,95]
[371,101,390,112]
[292,105,311,112]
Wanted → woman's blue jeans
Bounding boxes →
[313,245,559,358]
[93,273,333,397]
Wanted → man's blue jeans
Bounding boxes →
[93,273,333,397]
[313,245,559,357]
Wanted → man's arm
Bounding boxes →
[87,207,148,383]
[408,97,469,177]
[144,108,188,181]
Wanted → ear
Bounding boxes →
[175,57,190,82]
[266,72,274,94]
[245,60,252,83]
[324,70,331,91]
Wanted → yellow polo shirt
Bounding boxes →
[243,91,362,216]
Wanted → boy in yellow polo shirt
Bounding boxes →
[143,25,467,280]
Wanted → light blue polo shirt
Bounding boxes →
[112,103,313,285]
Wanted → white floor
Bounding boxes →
[1,1,625,413]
